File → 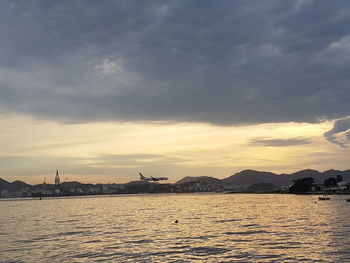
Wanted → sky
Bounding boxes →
[1,0,350,184]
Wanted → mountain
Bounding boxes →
[176,176,222,185]
[319,169,342,178]
[321,169,350,182]
[223,169,350,186]
[288,169,321,179]
[9,180,31,191]
[277,169,321,185]
[0,178,10,189]
[0,179,31,192]
[175,169,350,187]
[1,168,350,192]
[222,170,285,186]
[286,169,350,184]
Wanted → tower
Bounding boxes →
[54,170,61,194]
[55,170,60,186]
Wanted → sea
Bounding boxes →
[1,193,350,263]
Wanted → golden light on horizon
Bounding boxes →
[0,113,348,184]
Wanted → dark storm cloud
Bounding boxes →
[1,0,350,124]
[248,137,311,147]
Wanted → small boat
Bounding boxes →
[318,195,330,200]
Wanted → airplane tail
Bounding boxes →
[139,173,145,180]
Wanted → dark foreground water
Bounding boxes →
[1,193,350,263]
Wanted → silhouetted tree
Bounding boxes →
[336,175,343,183]
[323,177,337,187]
[289,177,315,193]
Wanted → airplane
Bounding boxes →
[139,173,168,182]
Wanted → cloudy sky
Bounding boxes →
[1,0,350,184]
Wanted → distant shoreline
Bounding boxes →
[1,190,350,200]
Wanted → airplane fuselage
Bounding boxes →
[139,173,168,182]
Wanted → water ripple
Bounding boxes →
[212,219,240,223]
[187,246,230,256]
[224,230,270,235]
[1,194,350,263]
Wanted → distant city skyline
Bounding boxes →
[1,1,350,184]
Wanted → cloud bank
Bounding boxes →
[324,117,350,147]
[0,0,350,125]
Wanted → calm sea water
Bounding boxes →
[1,193,350,263]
